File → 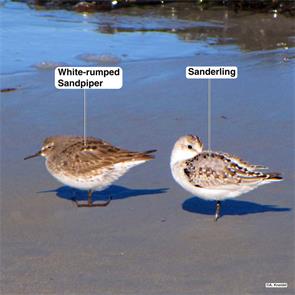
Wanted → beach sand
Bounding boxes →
[1,51,294,294]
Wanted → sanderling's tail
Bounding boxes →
[266,172,283,181]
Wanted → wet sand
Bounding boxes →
[1,51,294,294]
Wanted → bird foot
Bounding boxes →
[214,201,221,221]
[72,196,112,208]
[214,213,221,222]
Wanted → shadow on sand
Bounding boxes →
[38,185,168,203]
[182,196,291,217]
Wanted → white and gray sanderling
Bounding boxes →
[170,135,282,220]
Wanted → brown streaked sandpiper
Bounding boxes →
[170,135,283,221]
[25,135,156,207]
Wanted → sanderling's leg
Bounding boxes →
[214,201,221,221]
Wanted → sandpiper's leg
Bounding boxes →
[91,194,112,207]
[71,190,91,207]
[214,201,221,221]
[88,190,92,206]
[73,190,111,207]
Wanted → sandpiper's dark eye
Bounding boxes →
[188,145,193,149]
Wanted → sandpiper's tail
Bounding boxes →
[144,149,157,155]
[139,149,157,160]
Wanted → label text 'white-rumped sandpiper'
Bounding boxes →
[55,67,123,89]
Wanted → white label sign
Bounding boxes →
[55,67,123,89]
[265,283,288,288]
[186,66,238,79]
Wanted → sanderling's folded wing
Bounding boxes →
[221,152,268,170]
[184,152,281,189]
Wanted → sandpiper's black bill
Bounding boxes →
[24,151,41,160]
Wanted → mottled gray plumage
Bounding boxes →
[184,151,280,188]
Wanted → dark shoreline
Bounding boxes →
[13,0,295,15]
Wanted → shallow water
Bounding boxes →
[1,1,294,74]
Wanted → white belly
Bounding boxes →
[46,160,147,191]
[47,172,110,191]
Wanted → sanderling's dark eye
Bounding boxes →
[188,145,193,149]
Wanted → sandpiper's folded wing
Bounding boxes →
[52,136,154,174]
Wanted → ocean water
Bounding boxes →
[1,1,294,75]
[0,2,222,74]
